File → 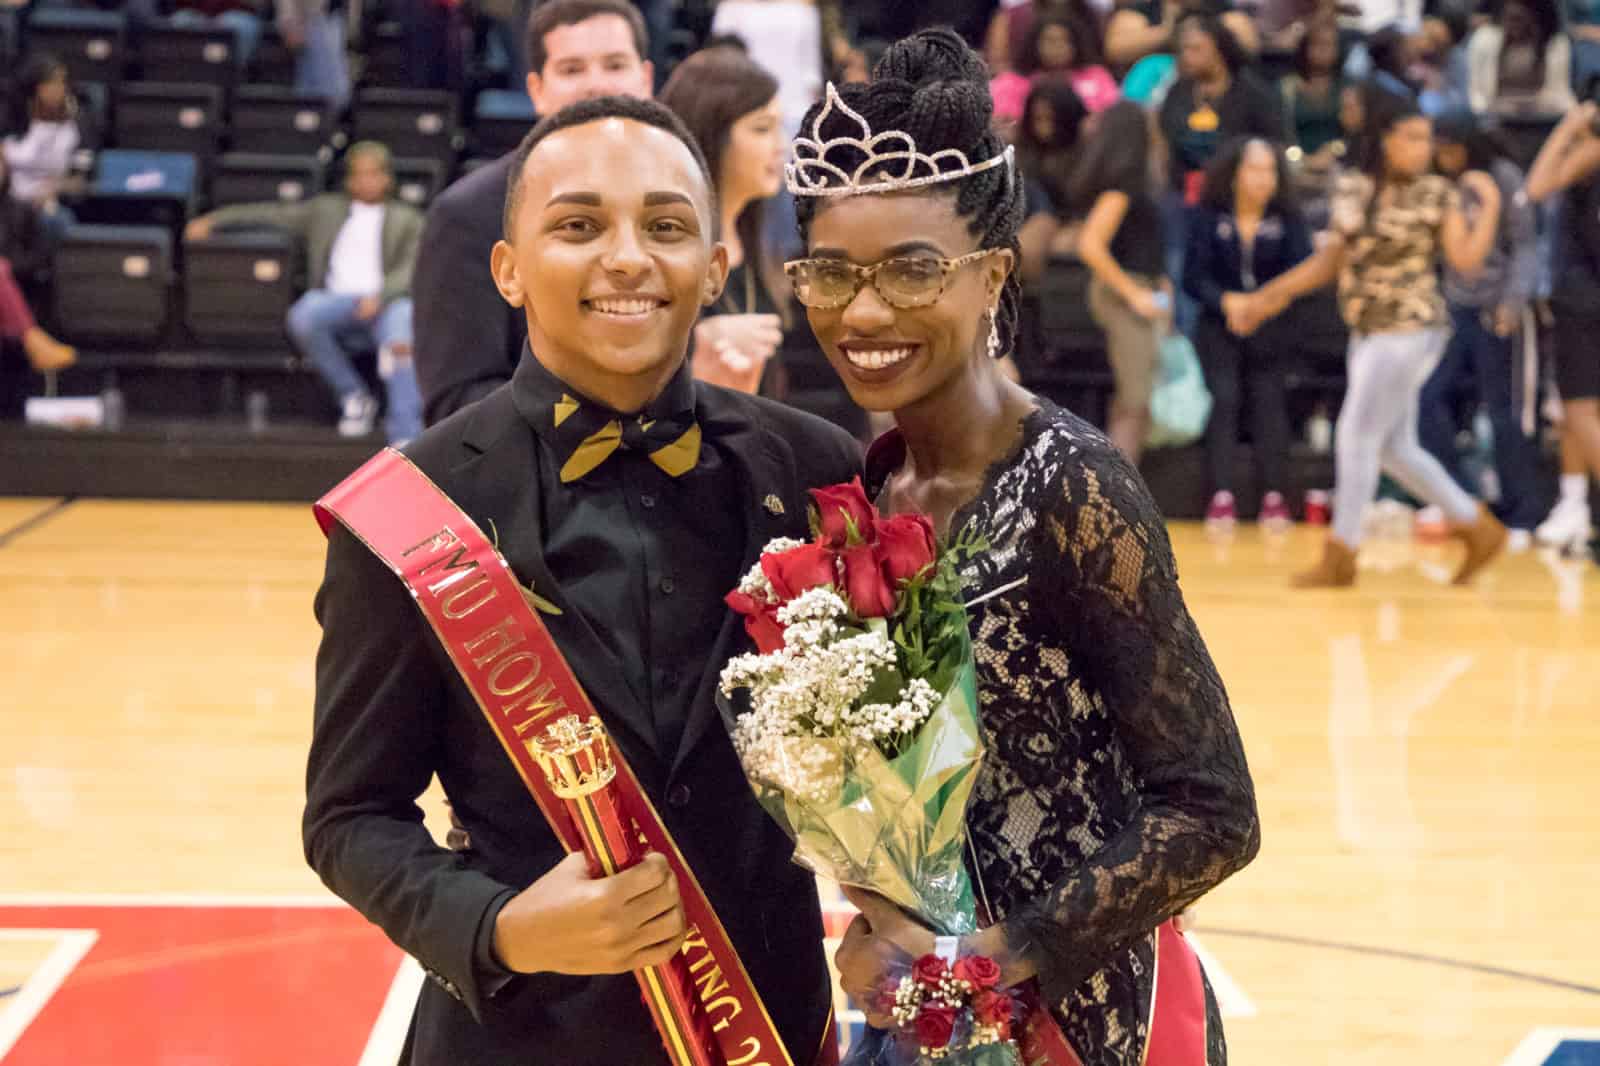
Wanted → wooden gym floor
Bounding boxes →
[1,497,1597,1065]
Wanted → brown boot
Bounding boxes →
[1450,503,1506,585]
[22,326,76,373]
[1291,535,1357,588]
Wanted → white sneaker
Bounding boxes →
[338,391,379,438]
[1507,529,1533,553]
[1535,498,1593,550]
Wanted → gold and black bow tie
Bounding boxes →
[551,393,702,483]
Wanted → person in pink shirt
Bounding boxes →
[992,13,1121,132]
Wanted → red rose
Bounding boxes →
[761,543,838,602]
[810,477,877,548]
[841,545,896,618]
[876,513,937,585]
[972,988,1013,1027]
[725,590,786,654]
[952,955,1002,990]
[911,954,949,988]
[913,1005,957,1050]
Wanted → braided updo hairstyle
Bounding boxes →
[793,28,1027,359]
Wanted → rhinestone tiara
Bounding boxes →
[785,82,1015,199]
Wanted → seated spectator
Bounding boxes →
[1419,111,1545,541]
[1466,0,1574,114]
[3,54,84,239]
[274,0,351,109]
[1017,79,1092,211]
[1182,137,1313,527]
[1282,17,1347,159]
[0,154,73,373]
[992,12,1120,127]
[186,143,423,442]
[986,0,1105,74]
[1362,25,1422,97]
[1104,0,1258,74]
[166,0,264,69]
[1071,99,1170,462]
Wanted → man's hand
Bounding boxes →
[492,851,687,975]
[356,295,382,321]
[185,216,215,241]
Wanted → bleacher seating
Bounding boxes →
[81,149,199,232]
[53,224,175,344]
[212,152,326,209]
[136,22,240,89]
[472,89,535,158]
[352,88,461,168]
[183,231,298,346]
[25,7,126,87]
[231,86,339,158]
[112,82,224,183]
[391,156,445,207]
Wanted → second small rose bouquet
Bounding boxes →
[718,479,1022,1065]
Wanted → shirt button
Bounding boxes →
[667,784,692,808]
[662,670,680,689]
[659,577,676,594]
[640,494,657,509]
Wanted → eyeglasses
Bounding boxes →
[783,250,994,310]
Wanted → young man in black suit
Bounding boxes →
[304,95,860,1065]
[412,0,654,426]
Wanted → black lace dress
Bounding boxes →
[865,399,1260,1066]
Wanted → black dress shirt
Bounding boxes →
[472,347,745,982]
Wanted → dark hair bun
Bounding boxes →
[867,28,994,155]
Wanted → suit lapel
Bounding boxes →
[451,391,663,778]
[670,392,810,776]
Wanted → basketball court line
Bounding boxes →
[357,957,425,1066]
[1186,934,1257,1018]
[1500,1027,1600,1066]
[0,497,74,550]
[0,930,97,1059]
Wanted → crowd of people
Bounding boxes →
[3,0,1598,577]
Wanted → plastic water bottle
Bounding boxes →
[246,390,270,435]
[100,386,125,432]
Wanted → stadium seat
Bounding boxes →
[352,88,460,168]
[113,82,225,184]
[249,27,298,86]
[211,152,326,209]
[389,156,445,208]
[472,89,535,158]
[231,86,338,157]
[52,224,174,344]
[136,22,241,89]
[183,230,297,346]
[358,21,408,89]
[80,149,198,232]
[24,7,126,86]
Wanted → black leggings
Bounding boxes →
[1195,312,1293,497]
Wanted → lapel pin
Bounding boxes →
[762,494,785,517]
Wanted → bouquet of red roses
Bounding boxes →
[718,479,1022,1066]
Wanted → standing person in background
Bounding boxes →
[412,0,653,426]
[1525,100,1600,554]
[274,0,352,109]
[1466,0,1573,113]
[1418,112,1544,549]
[1159,14,1282,331]
[658,46,790,397]
[1183,137,1313,529]
[1073,100,1169,463]
[1281,18,1347,163]
[1016,80,1092,212]
[1237,89,1508,587]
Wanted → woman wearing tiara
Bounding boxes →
[780,28,1260,1066]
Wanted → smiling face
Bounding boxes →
[492,118,728,410]
[722,96,786,205]
[801,193,1012,414]
[526,14,653,116]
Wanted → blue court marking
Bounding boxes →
[1545,1041,1600,1066]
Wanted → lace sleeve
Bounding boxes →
[1002,440,1260,994]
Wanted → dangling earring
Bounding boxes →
[986,309,1001,360]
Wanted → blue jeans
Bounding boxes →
[1161,188,1197,336]
[294,11,350,110]
[1419,304,1546,529]
[287,291,422,442]
[167,9,262,67]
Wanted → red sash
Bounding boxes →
[1014,922,1207,1066]
[315,447,836,1066]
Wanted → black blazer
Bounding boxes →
[305,375,862,1066]
[412,152,527,427]
[1181,205,1313,318]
